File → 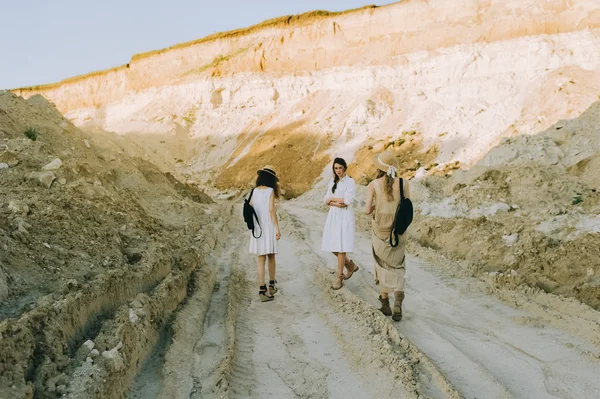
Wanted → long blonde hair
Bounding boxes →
[376,170,394,201]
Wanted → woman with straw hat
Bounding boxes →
[249,165,281,302]
[364,150,410,321]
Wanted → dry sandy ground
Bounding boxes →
[122,199,600,399]
[128,210,436,399]
[282,200,600,398]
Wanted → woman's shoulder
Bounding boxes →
[368,177,380,187]
[256,186,274,192]
[343,176,356,186]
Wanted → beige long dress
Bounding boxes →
[371,178,408,293]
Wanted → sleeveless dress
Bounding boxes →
[248,187,278,255]
[371,178,407,293]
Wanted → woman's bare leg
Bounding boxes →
[257,255,267,287]
[333,251,352,265]
[337,252,346,277]
[267,253,276,282]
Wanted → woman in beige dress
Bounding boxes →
[364,150,410,321]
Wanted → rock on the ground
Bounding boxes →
[8,200,29,216]
[488,203,511,215]
[42,158,62,170]
[0,151,19,167]
[129,308,139,324]
[45,374,68,393]
[30,171,56,188]
[0,162,8,169]
[502,234,519,246]
[101,342,124,371]
[83,340,95,351]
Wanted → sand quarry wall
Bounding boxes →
[6,0,600,311]
[10,0,600,194]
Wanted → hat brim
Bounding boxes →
[257,168,278,179]
[372,153,399,172]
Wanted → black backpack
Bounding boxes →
[243,189,262,238]
[390,178,413,247]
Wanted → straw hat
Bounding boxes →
[257,165,278,179]
[372,150,399,178]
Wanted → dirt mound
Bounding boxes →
[0,91,218,397]
[409,101,600,310]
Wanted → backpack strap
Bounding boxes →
[399,178,405,200]
[251,215,262,238]
[247,189,262,238]
[389,178,404,248]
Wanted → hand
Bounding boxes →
[276,230,281,240]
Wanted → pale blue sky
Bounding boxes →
[2,0,388,89]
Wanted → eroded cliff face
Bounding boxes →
[11,0,600,193]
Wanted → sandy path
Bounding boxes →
[138,215,421,399]
[228,234,396,398]
[283,201,600,399]
[126,201,600,399]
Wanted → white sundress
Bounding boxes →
[248,187,278,255]
[321,175,356,253]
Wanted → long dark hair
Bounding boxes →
[331,157,347,193]
[376,169,394,201]
[256,169,280,199]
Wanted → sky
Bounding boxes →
[1,0,388,89]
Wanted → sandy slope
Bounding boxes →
[11,1,600,194]
[283,201,600,398]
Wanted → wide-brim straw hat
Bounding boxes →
[257,165,278,179]
[372,150,399,173]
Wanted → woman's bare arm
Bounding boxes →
[269,191,281,240]
[365,183,375,215]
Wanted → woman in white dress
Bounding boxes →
[249,166,281,302]
[322,157,359,289]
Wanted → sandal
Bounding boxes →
[259,285,274,302]
[268,280,278,296]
